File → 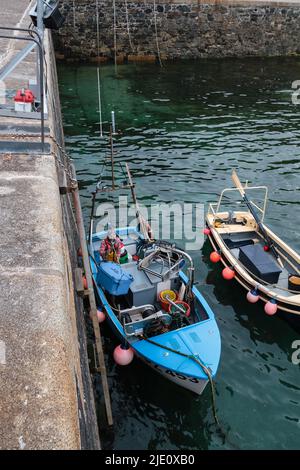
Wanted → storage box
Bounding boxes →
[121,262,156,306]
[14,102,32,113]
[96,262,133,296]
[14,88,34,113]
[239,244,282,284]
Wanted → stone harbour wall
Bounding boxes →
[54,0,300,61]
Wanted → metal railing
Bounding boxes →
[0,26,45,151]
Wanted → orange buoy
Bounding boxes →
[83,276,88,289]
[222,267,235,280]
[210,251,221,263]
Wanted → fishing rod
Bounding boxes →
[231,170,284,268]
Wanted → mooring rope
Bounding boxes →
[124,0,134,54]
[140,335,220,426]
[113,0,118,74]
[72,0,76,29]
[140,334,242,449]
[95,0,103,137]
[153,0,163,67]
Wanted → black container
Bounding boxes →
[30,1,65,30]
[238,244,282,284]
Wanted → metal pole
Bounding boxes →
[72,185,113,427]
[36,0,44,108]
[111,111,116,134]
[109,127,115,189]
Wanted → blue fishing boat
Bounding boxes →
[88,140,221,395]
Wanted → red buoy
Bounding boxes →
[77,247,83,257]
[222,267,235,280]
[210,251,221,263]
[203,228,211,236]
[113,344,134,366]
[83,276,88,289]
[263,245,270,252]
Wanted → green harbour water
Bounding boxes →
[58,58,300,450]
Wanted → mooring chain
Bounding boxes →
[49,134,78,189]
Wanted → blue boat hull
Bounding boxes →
[90,227,221,395]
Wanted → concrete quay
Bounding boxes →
[0,1,100,450]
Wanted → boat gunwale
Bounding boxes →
[205,214,300,315]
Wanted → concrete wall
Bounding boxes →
[0,0,100,447]
[54,0,300,61]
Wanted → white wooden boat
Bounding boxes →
[205,171,300,318]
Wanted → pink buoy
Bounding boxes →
[210,251,221,263]
[203,228,211,236]
[247,289,260,304]
[222,266,235,280]
[113,344,134,366]
[97,309,106,323]
[264,299,278,316]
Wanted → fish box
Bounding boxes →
[96,261,133,296]
[239,244,282,284]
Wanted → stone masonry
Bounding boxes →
[54,0,300,61]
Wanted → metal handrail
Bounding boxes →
[0,28,45,151]
[0,26,42,45]
[214,185,268,222]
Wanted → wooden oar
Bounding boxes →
[125,163,151,242]
[232,170,284,268]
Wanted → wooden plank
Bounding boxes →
[72,185,113,426]
[74,267,84,296]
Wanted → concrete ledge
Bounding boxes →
[0,156,65,274]
[0,5,100,447]
[0,273,80,450]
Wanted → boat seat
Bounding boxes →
[239,244,282,284]
[223,238,254,250]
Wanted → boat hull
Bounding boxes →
[205,222,300,318]
[102,296,211,395]
[139,355,208,395]
[90,227,221,395]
